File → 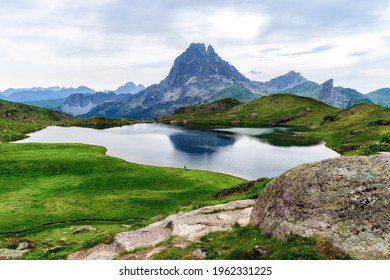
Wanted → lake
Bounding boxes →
[17,123,339,180]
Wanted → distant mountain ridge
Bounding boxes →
[1,43,389,119]
[0,82,145,115]
[83,43,266,119]
[114,82,145,95]
[1,86,95,102]
[84,44,389,120]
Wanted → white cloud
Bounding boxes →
[0,0,389,92]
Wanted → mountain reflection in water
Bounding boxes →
[17,123,339,180]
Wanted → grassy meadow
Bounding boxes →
[0,143,245,258]
[1,95,388,259]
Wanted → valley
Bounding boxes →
[0,43,389,260]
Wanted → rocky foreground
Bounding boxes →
[68,154,390,260]
[250,153,390,259]
[67,200,255,260]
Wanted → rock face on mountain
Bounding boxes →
[250,154,390,259]
[60,92,117,116]
[317,79,349,108]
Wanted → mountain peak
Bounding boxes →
[164,43,248,88]
[266,71,308,90]
[207,45,216,54]
[188,43,206,53]
[115,82,145,95]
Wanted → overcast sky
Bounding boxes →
[0,0,389,93]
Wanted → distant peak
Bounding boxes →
[323,79,334,86]
[287,70,301,76]
[207,45,216,54]
[188,43,206,52]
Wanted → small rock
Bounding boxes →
[73,226,97,234]
[121,225,132,228]
[217,214,232,221]
[253,246,267,256]
[192,249,206,259]
[237,217,250,227]
[45,238,53,242]
[16,242,29,251]
[60,238,68,242]
[0,248,29,259]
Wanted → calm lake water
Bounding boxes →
[17,123,339,180]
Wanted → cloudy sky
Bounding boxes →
[1,0,389,93]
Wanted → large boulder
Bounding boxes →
[250,154,390,259]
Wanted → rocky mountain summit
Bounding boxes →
[83,43,263,120]
[250,153,390,259]
[114,82,145,95]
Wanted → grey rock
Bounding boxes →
[250,154,390,259]
[70,199,255,260]
[16,242,29,251]
[73,226,97,234]
[0,248,29,259]
[192,249,206,259]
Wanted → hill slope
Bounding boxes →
[159,94,339,127]
[0,99,69,142]
[306,103,390,153]
[0,100,138,142]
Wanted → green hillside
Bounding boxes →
[159,94,390,154]
[0,99,69,142]
[0,143,244,259]
[306,103,390,154]
[159,94,340,127]
[0,99,137,142]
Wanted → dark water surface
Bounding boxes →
[17,123,339,180]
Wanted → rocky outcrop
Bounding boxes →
[67,199,255,260]
[250,154,390,259]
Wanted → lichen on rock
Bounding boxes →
[250,154,390,259]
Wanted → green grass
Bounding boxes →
[152,225,351,260]
[304,103,390,154]
[0,143,245,258]
[0,99,69,142]
[0,143,244,233]
[159,94,339,127]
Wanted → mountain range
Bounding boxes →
[1,43,389,119]
[82,43,389,120]
[0,82,145,116]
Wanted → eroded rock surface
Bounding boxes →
[68,199,255,260]
[250,154,390,259]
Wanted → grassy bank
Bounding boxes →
[152,225,351,260]
[303,103,390,154]
[0,143,244,258]
[0,99,138,142]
